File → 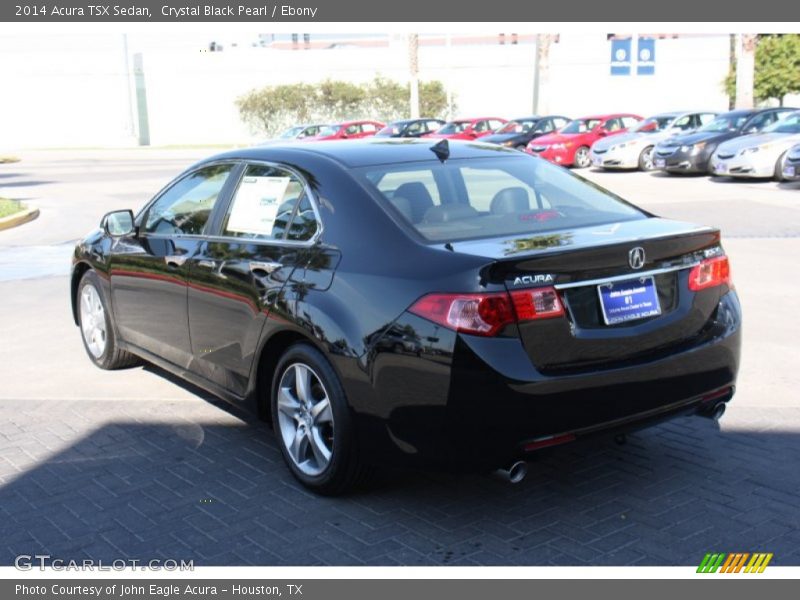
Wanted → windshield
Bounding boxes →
[279,127,303,139]
[436,121,470,135]
[700,114,751,133]
[497,120,537,134]
[632,116,676,133]
[560,119,601,134]
[356,156,646,244]
[316,125,342,137]
[764,112,800,134]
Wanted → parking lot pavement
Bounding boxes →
[1,149,799,566]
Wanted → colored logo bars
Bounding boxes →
[697,552,773,573]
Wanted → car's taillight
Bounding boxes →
[409,287,564,336]
[689,256,731,291]
[510,287,564,320]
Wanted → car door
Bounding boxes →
[110,163,237,367]
[185,162,323,397]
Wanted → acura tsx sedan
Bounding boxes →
[71,139,741,494]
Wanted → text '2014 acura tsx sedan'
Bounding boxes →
[71,139,741,494]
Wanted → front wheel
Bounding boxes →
[638,146,656,171]
[573,146,591,168]
[271,343,370,495]
[775,151,788,181]
[77,270,140,370]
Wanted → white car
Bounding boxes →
[709,111,800,180]
[590,111,717,171]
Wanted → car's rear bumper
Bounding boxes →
[359,291,741,470]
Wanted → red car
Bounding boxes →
[424,117,508,140]
[302,120,385,141]
[527,113,643,168]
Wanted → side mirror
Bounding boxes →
[103,209,135,237]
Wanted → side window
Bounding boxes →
[604,118,622,131]
[345,124,360,136]
[535,119,554,133]
[473,120,488,133]
[144,164,233,236]
[362,122,378,134]
[406,121,424,135]
[552,117,569,130]
[488,120,505,131]
[673,115,692,130]
[221,164,317,241]
[746,112,775,131]
[427,120,442,132]
[699,113,716,126]
[621,116,640,129]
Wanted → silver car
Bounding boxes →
[590,111,717,171]
[709,111,800,180]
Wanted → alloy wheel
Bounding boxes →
[574,147,590,168]
[276,363,335,476]
[80,284,107,358]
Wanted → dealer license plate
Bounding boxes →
[598,276,662,325]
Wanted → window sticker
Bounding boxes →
[226,176,292,236]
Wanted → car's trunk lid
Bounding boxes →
[450,218,726,373]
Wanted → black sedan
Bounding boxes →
[480,115,571,150]
[653,107,797,174]
[71,139,741,494]
[375,118,445,138]
[783,143,800,181]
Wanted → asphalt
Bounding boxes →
[1,149,799,566]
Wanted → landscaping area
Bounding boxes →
[0,198,25,219]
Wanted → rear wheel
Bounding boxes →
[77,270,140,370]
[271,343,370,495]
[638,146,655,171]
[573,146,591,168]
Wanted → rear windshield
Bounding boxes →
[355,156,647,243]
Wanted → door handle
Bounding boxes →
[249,260,283,275]
[165,255,187,268]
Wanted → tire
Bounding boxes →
[638,146,655,171]
[77,270,140,370]
[774,151,788,181]
[271,343,370,495]
[573,146,591,168]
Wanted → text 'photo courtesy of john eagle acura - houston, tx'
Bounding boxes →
[70,138,741,494]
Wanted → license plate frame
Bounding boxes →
[654,157,666,168]
[597,276,662,326]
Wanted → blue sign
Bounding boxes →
[637,37,656,75]
[610,38,632,76]
[598,276,661,325]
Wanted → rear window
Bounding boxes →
[356,156,647,243]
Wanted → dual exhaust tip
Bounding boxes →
[494,403,728,484]
[493,460,528,484]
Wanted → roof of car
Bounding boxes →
[390,118,445,125]
[208,138,524,168]
[576,113,640,120]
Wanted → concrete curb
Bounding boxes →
[0,206,40,231]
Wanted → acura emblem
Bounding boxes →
[628,247,646,270]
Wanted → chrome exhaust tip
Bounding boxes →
[493,460,528,484]
[700,401,727,421]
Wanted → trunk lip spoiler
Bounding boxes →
[552,262,700,291]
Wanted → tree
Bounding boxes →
[725,34,800,107]
[418,81,449,118]
[235,83,316,135]
[236,77,454,136]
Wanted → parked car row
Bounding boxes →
[269,109,800,182]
